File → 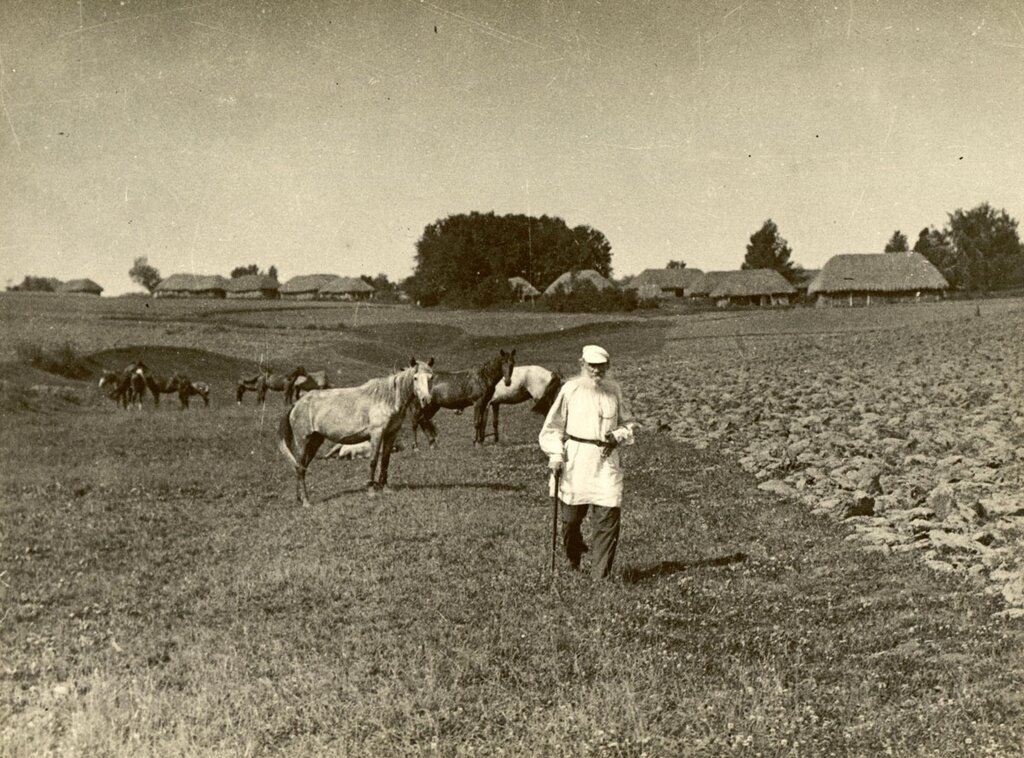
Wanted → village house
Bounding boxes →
[808,252,948,306]
[624,267,705,299]
[58,278,103,296]
[153,274,229,299]
[225,274,280,299]
[279,274,342,300]
[318,276,375,301]
[543,269,616,296]
[687,271,730,299]
[707,269,797,307]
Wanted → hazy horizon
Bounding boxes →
[2,0,1022,295]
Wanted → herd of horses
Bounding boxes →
[276,349,563,504]
[100,350,563,505]
[98,362,210,410]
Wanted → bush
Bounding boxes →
[425,276,517,309]
[543,279,643,312]
[15,340,92,379]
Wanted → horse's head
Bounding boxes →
[499,349,516,387]
[410,357,435,406]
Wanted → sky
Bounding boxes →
[1,0,1022,295]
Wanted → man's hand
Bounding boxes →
[548,458,564,475]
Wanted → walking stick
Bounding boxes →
[551,469,560,575]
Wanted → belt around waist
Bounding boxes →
[566,433,614,448]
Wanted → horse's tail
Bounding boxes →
[532,371,562,415]
[277,407,299,469]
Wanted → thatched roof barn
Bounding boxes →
[625,268,705,298]
[707,269,796,307]
[319,276,375,300]
[688,271,730,297]
[59,278,103,295]
[153,274,229,298]
[543,269,616,296]
[225,274,280,299]
[280,274,341,300]
[508,276,540,300]
[808,252,948,307]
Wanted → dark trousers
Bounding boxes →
[561,503,621,580]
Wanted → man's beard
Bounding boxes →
[577,370,609,391]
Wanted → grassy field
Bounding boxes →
[2,293,1023,756]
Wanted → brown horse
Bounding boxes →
[286,370,331,404]
[277,359,435,504]
[173,375,210,408]
[125,369,147,410]
[411,349,515,448]
[236,367,305,404]
[98,361,150,409]
[145,374,181,406]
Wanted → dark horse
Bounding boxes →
[98,361,149,409]
[236,367,305,404]
[285,370,331,404]
[146,374,182,406]
[172,374,210,408]
[277,359,435,504]
[411,349,515,448]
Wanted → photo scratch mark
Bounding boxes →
[415,0,546,49]
[58,0,242,38]
[0,44,20,149]
[723,2,747,21]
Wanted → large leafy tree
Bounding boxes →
[405,212,613,306]
[945,203,1023,291]
[666,259,687,269]
[128,257,161,293]
[913,226,961,289]
[743,219,799,283]
[884,230,909,252]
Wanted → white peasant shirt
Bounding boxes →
[538,376,637,508]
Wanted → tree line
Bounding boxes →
[403,212,612,307]
[884,203,1024,292]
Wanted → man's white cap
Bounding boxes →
[581,344,609,364]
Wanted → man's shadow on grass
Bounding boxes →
[621,552,747,584]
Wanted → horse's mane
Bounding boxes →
[360,365,415,409]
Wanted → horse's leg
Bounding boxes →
[417,404,440,447]
[473,400,486,445]
[378,431,400,488]
[411,405,436,450]
[366,431,385,491]
[491,402,500,443]
[296,432,324,506]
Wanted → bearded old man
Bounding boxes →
[539,345,638,579]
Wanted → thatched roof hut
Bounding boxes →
[153,274,229,298]
[319,276,375,300]
[688,271,730,297]
[625,268,704,298]
[808,252,948,306]
[707,269,796,307]
[225,274,280,299]
[280,274,341,299]
[543,269,616,296]
[59,278,103,295]
[508,276,540,300]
